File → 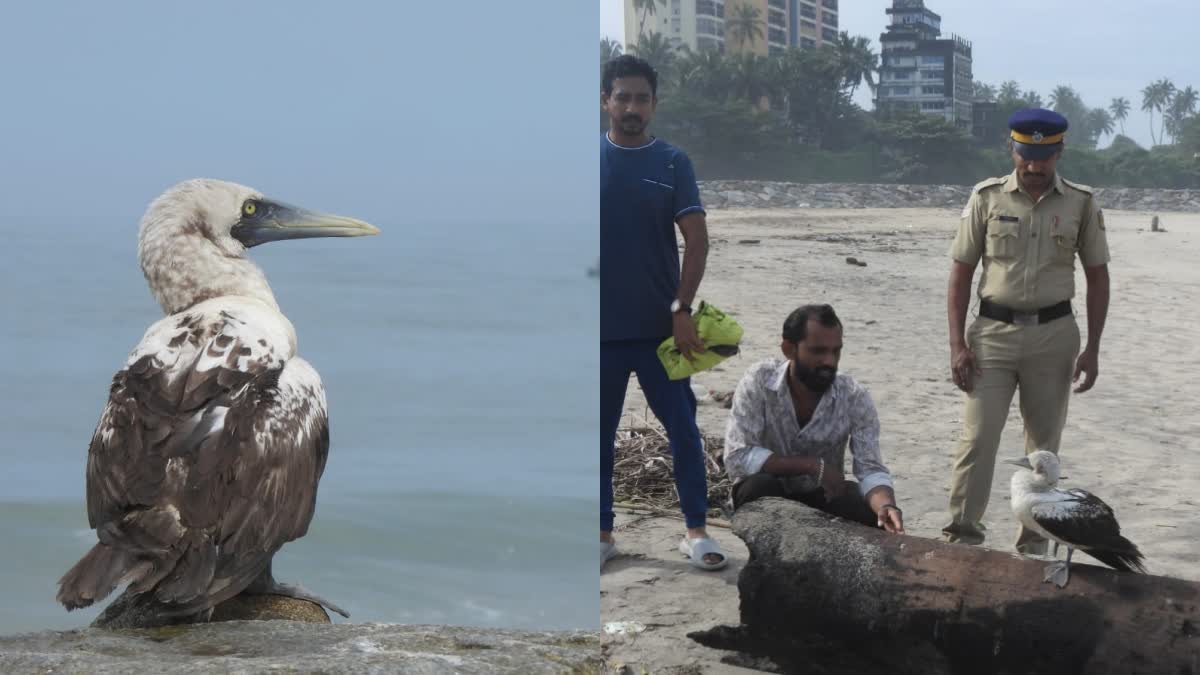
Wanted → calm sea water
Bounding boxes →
[0,217,598,634]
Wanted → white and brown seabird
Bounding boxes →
[1006,450,1146,588]
[55,178,380,621]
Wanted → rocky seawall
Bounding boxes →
[699,180,1200,213]
[0,622,602,674]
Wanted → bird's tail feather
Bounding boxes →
[1087,537,1147,573]
[153,537,217,605]
[154,553,270,618]
[56,543,137,610]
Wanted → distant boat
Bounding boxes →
[587,259,598,278]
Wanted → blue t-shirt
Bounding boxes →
[600,132,705,342]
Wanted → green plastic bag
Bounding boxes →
[657,301,744,381]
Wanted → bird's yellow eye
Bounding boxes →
[243,201,257,216]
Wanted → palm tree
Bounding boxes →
[1142,79,1175,145]
[1142,83,1163,145]
[667,51,701,93]
[676,47,731,100]
[633,0,667,40]
[972,81,996,102]
[729,52,773,106]
[1108,96,1130,136]
[1024,90,1043,109]
[1048,85,1081,111]
[771,46,851,148]
[1047,85,1092,143]
[629,31,679,78]
[600,38,624,122]
[1175,85,1199,116]
[601,37,622,65]
[1157,78,1177,144]
[725,2,765,51]
[1087,108,1115,146]
[764,49,798,117]
[998,81,1022,102]
[834,32,877,99]
[1166,85,1197,143]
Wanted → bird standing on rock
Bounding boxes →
[56,178,380,622]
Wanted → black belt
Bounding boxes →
[979,299,1072,326]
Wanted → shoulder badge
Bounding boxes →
[972,176,1005,194]
[1061,177,1094,195]
[1097,209,1105,230]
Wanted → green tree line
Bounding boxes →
[602,34,1200,189]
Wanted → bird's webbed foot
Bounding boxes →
[1043,560,1071,588]
[248,578,351,618]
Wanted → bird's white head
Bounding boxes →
[1004,449,1063,490]
[137,178,380,315]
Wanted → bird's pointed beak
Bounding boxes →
[232,199,381,248]
[1003,457,1034,470]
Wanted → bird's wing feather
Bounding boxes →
[86,308,284,529]
[218,356,329,552]
[84,304,326,610]
[1029,488,1123,546]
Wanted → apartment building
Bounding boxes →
[623,0,838,57]
[874,0,973,129]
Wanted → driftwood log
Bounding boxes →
[691,498,1200,675]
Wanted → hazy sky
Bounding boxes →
[600,0,1200,150]
[1,1,595,232]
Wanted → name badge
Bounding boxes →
[997,215,1019,222]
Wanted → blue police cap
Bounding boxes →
[1009,108,1068,160]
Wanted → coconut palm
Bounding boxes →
[729,52,773,105]
[834,32,877,99]
[601,37,622,64]
[972,81,996,102]
[1166,85,1198,143]
[633,0,667,40]
[1108,96,1130,136]
[1175,85,1198,116]
[1048,85,1082,111]
[675,46,731,100]
[629,31,679,78]
[1141,83,1163,145]
[1047,85,1091,142]
[725,2,765,51]
[1087,108,1115,145]
[1142,79,1175,145]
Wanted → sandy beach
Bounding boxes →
[602,206,1200,672]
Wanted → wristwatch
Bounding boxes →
[670,299,691,315]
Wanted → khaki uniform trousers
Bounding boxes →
[943,313,1081,554]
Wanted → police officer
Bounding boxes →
[942,108,1111,554]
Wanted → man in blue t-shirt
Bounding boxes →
[600,55,726,572]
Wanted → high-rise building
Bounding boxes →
[622,0,837,57]
[623,0,720,53]
[788,0,839,52]
[971,101,1004,145]
[874,0,973,129]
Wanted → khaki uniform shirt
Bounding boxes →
[949,171,1110,311]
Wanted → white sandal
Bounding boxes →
[678,536,728,571]
[602,540,619,570]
